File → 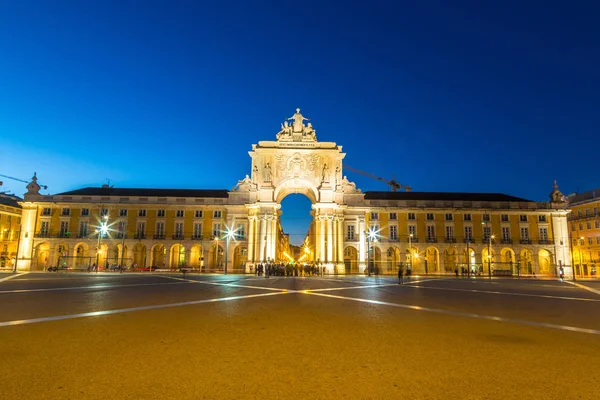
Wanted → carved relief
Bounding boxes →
[275,153,319,181]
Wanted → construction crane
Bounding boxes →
[0,173,48,190]
[342,164,411,192]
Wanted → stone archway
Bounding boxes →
[230,109,362,275]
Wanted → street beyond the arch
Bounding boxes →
[0,272,599,399]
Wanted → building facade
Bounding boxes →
[0,193,22,270]
[568,188,600,277]
[15,109,572,276]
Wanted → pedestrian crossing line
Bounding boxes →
[0,281,193,295]
[304,291,600,335]
[0,272,29,283]
[403,284,600,302]
[566,281,600,296]
[0,291,288,328]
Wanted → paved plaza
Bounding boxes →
[1,272,599,399]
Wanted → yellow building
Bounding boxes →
[15,109,572,277]
[567,188,600,277]
[0,193,22,270]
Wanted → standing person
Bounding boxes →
[398,266,404,284]
[454,267,459,277]
[559,266,564,282]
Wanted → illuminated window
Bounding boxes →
[347,225,355,240]
[389,225,397,240]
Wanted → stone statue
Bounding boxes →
[321,163,329,183]
[263,163,272,182]
[252,165,258,183]
[288,108,309,133]
[335,166,340,187]
[233,175,254,191]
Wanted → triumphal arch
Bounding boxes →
[229,108,366,272]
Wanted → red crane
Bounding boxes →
[342,164,411,192]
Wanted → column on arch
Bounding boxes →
[326,217,333,263]
[358,216,366,269]
[337,216,344,264]
[247,216,256,263]
[259,216,266,263]
[319,217,326,264]
[314,215,321,263]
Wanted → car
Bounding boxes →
[47,265,71,272]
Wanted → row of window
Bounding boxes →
[349,225,547,243]
[370,212,546,223]
[38,221,244,240]
[574,237,600,246]
[0,215,20,224]
[574,208,599,218]
[42,208,222,219]
[572,221,600,231]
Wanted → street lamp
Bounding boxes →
[482,221,494,279]
[366,227,378,277]
[579,236,585,278]
[223,225,236,275]
[408,233,413,274]
[96,215,108,273]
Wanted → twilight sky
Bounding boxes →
[1,1,598,244]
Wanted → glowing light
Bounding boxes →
[367,226,380,241]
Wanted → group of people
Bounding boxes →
[253,262,327,278]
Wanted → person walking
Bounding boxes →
[398,266,404,284]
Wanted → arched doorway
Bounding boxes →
[34,242,50,271]
[538,249,553,275]
[233,245,248,272]
[344,246,358,273]
[170,244,185,269]
[132,243,146,268]
[425,247,439,274]
[152,244,166,268]
[74,243,89,269]
[520,249,534,274]
[190,244,203,270]
[387,246,401,274]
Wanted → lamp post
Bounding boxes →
[96,215,108,273]
[223,225,236,275]
[465,237,470,278]
[120,218,126,273]
[579,236,585,278]
[408,233,413,274]
[482,221,494,279]
[366,230,371,277]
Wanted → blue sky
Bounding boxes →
[1,1,598,244]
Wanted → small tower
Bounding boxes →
[549,180,566,205]
[25,172,41,195]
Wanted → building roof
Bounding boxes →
[364,191,533,202]
[567,188,600,205]
[0,193,23,208]
[55,187,230,198]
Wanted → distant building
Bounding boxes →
[15,109,572,276]
[567,188,600,277]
